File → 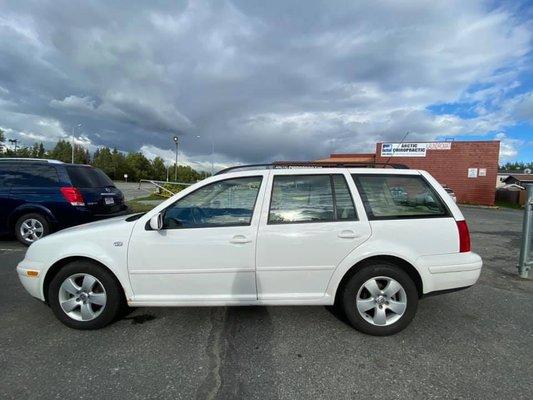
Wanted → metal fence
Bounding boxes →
[518,184,533,278]
[137,179,193,197]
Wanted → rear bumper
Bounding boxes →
[57,204,129,228]
[417,252,482,294]
[92,205,130,219]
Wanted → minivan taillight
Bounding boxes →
[60,186,85,206]
[456,220,471,253]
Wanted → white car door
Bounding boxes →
[127,173,267,304]
[256,170,371,301]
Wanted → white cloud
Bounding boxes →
[495,132,523,161]
[0,0,531,163]
[140,144,227,173]
[50,95,96,112]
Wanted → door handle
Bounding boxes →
[338,230,359,239]
[230,235,252,244]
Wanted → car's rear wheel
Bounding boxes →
[48,261,124,330]
[15,213,50,245]
[341,261,419,336]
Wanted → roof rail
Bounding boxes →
[215,161,408,175]
[0,158,64,164]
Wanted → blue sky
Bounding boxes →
[0,0,532,169]
[429,64,533,162]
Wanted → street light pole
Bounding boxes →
[173,136,179,181]
[211,139,215,175]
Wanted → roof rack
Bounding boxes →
[215,161,409,175]
[0,158,64,164]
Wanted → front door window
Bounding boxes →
[163,176,263,228]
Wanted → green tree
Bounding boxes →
[38,142,45,158]
[49,140,89,164]
[172,164,210,183]
[151,157,167,181]
[0,129,6,156]
[111,148,128,180]
[30,142,46,158]
[125,152,152,181]
[500,161,533,171]
[48,140,71,162]
[16,146,32,158]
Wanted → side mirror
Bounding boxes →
[149,213,163,231]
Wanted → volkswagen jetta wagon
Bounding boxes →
[17,163,482,336]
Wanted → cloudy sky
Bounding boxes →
[0,0,532,170]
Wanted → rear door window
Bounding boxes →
[66,166,114,188]
[11,164,60,187]
[268,174,357,224]
[353,174,449,220]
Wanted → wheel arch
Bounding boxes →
[43,256,127,304]
[9,204,56,231]
[333,255,423,305]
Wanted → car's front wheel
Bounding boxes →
[341,261,419,336]
[48,261,124,330]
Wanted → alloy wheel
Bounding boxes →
[58,273,107,321]
[356,276,407,326]
[19,218,44,243]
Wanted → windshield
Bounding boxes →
[66,166,114,188]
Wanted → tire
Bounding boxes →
[48,261,124,330]
[341,261,419,336]
[15,213,50,246]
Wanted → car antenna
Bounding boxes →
[383,131,410,168]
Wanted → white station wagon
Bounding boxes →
[17,163,482,336]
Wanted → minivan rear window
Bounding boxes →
[66,166,114,188]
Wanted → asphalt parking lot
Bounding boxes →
[1,207,532,400]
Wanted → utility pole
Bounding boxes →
[518,184,533,278]
[8,139,18,154]
[195,135,216,176]
[211,139,215,175]
[173,136,179,181]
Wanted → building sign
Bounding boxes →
[426,142,452,150]
[468,168,478,178]
[381,143,427,157]
[381,141,453,157]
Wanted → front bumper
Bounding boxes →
[16,260,45,301]
[417,252,483,294]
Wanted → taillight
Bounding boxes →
[456,220,471,253]
[60,186,85,206]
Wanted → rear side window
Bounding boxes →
[353,174,449,220]
[0,164,17,187]
[268,174,357,224]
[11,164,59,187]
[66,166,114,188]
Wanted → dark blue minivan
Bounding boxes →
[0,158,127,245]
